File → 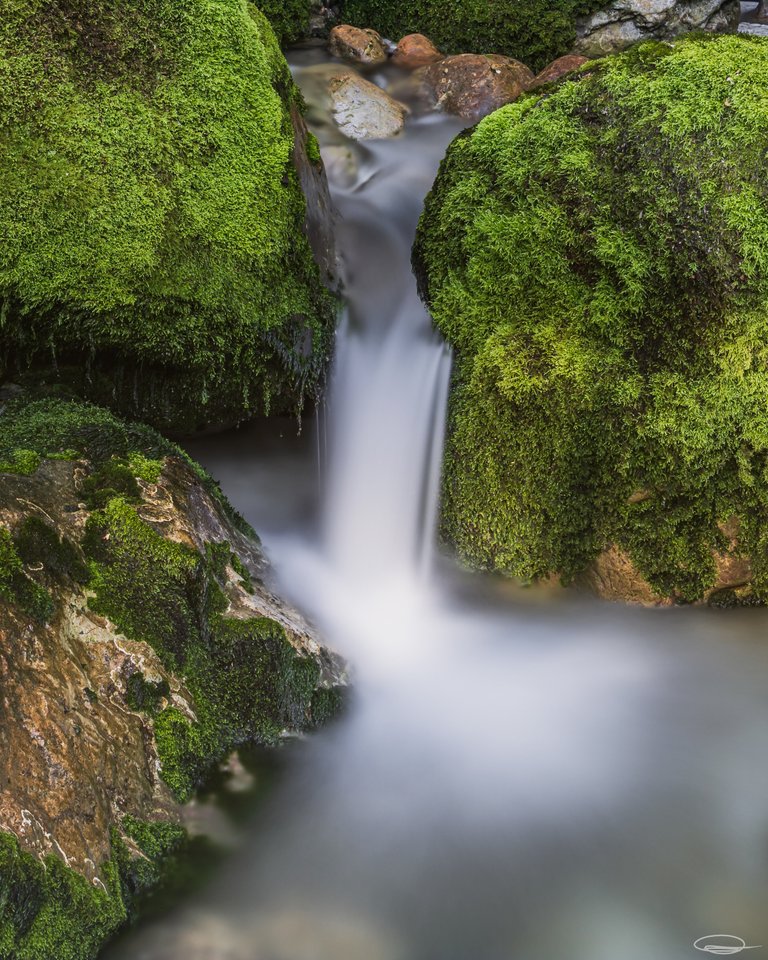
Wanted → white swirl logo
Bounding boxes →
[694,935,762,955]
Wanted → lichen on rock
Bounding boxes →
[414,35,768,605]
[0,396,346,956]
[0,0,337,434]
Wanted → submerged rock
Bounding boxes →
[419,54,533,122]
[414,35,768,606]
[0,1,337,435]
[0,397,346,957]
[391,33,443,69]
[328,69,409,139]
[329,24,388,63]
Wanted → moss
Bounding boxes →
[13,516,89,585]
[0,395,254,537]
[0,0,335,434]
[83,498,335,800]
[0,527,55,622]
[414,35,768,602]
[340,0,610,71]
[0,816,200,960]
[257,0,314,45]
[306,132,322,167]
[124,672,170,714]
[0,449,40,476]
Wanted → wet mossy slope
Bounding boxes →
[0,396,345,958]
[414,36,768,602]
[0,0,335,433]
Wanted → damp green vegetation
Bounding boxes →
[414,35,768,602]
[259,0,314,45]
[84,497,335,801]
[0,817,194,960]
[0,0,335,433]
[0,395,253,536]
[341,0,610,71]
[0,527,54,622]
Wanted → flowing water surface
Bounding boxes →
[106,50,768,960]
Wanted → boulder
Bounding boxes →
[392,33,443,69]
[0,397,346,958]
[420,54,534,122]
[328,69,409,139]
[0,1,337,435]
[414,36,768,605]
[529,54,590,89]
[574,0,740,56]
[329,24,388,63]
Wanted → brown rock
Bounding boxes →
[391,33,442,69]
[329,24,388,64]
[420,54,534,122]
[529,54,590,91]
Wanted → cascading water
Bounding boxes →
[106,50,768,960]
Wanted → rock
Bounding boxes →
[419,54,534,122]
[322,144,363,188]
[329,24,388,63]
[414,36,768,605]
[574,0,740,57]
[0,396,346,958]
[529,54,590,90]
[391,33,443,69]
[0,2,337,435]
[329,69,409,139]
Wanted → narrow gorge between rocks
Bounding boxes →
[99,49,768,960]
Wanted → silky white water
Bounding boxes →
[106,51,768,960]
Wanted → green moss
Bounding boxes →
[0,527,55,622]
[257,0,314,45]
[0,0,335,434]
[0,817,199,960]
[83,498,335,800]
[414,35,768,602]
[0,395,254,536]
[13,516,89,585]
[124,672,170,714]
[341,0,610,71]
[0,449,40,475]
[306,132,322,167]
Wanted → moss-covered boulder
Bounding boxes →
[0,0,337,434]
[414,35,768,605]
[0,395,345,957]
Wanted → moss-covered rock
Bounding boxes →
[340,0,611,72]
[0,396,346,956]
[259,0,314,45]
[0,0,336,434]
[414,35,768,604]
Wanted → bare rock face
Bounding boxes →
[329,24,388,64]
[328,68,409,139]
[574,0,740,57]
[529,54,590,90]
[419,54,534,122]
[391,33,443,69]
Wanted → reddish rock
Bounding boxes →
[329,24,388,64]
[420,54,534,122]
[391,33,443,69]
[529,54,589,91]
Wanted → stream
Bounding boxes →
[105,50,768,960]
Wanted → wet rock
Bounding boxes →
[329,69,408,139]
[574,0,740,57]
[529,54,589,90]
[0,396,347,954]
[391,33,443,69]
[322,143,362,188]
[420,54,534,122]
[329,24,388,64]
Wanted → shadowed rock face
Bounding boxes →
[0,448,346,890]
[574,0,740,56]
